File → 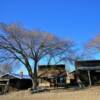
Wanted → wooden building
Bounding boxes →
[0,73,32,93]
[66,71,77,87]
[38,65,67,88]
[75,60,100,86]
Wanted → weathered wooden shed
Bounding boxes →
[75,60,100,86]
[38,64,67,88]
[0,73,32,92]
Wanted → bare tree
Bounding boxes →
[86,35,100,53]
[0,22,75,89]
[0,63,12,74]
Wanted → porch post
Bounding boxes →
[88,70,91,87]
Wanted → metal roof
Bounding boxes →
[0,73,31,79]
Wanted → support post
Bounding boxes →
[88,70,91,87]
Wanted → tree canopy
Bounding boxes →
[0,22,75,89]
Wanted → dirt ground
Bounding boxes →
[0,86,100,100]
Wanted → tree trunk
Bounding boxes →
[29,71,38,90]
[26,60,38,90]
[32,60,38,90]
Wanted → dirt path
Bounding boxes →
[0,86,100,100]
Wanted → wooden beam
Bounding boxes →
[88,70,92,87]
[0,78,9,81]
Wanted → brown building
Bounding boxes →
[75,60,100,86]
[38,65,67,88]
[0,73,32,93]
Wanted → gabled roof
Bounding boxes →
[0,73,31,79]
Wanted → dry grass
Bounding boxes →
[0,86,100,100]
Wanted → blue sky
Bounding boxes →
[0,0,100,74]
[0,0,99,43]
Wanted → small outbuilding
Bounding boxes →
[0,73,32,92]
